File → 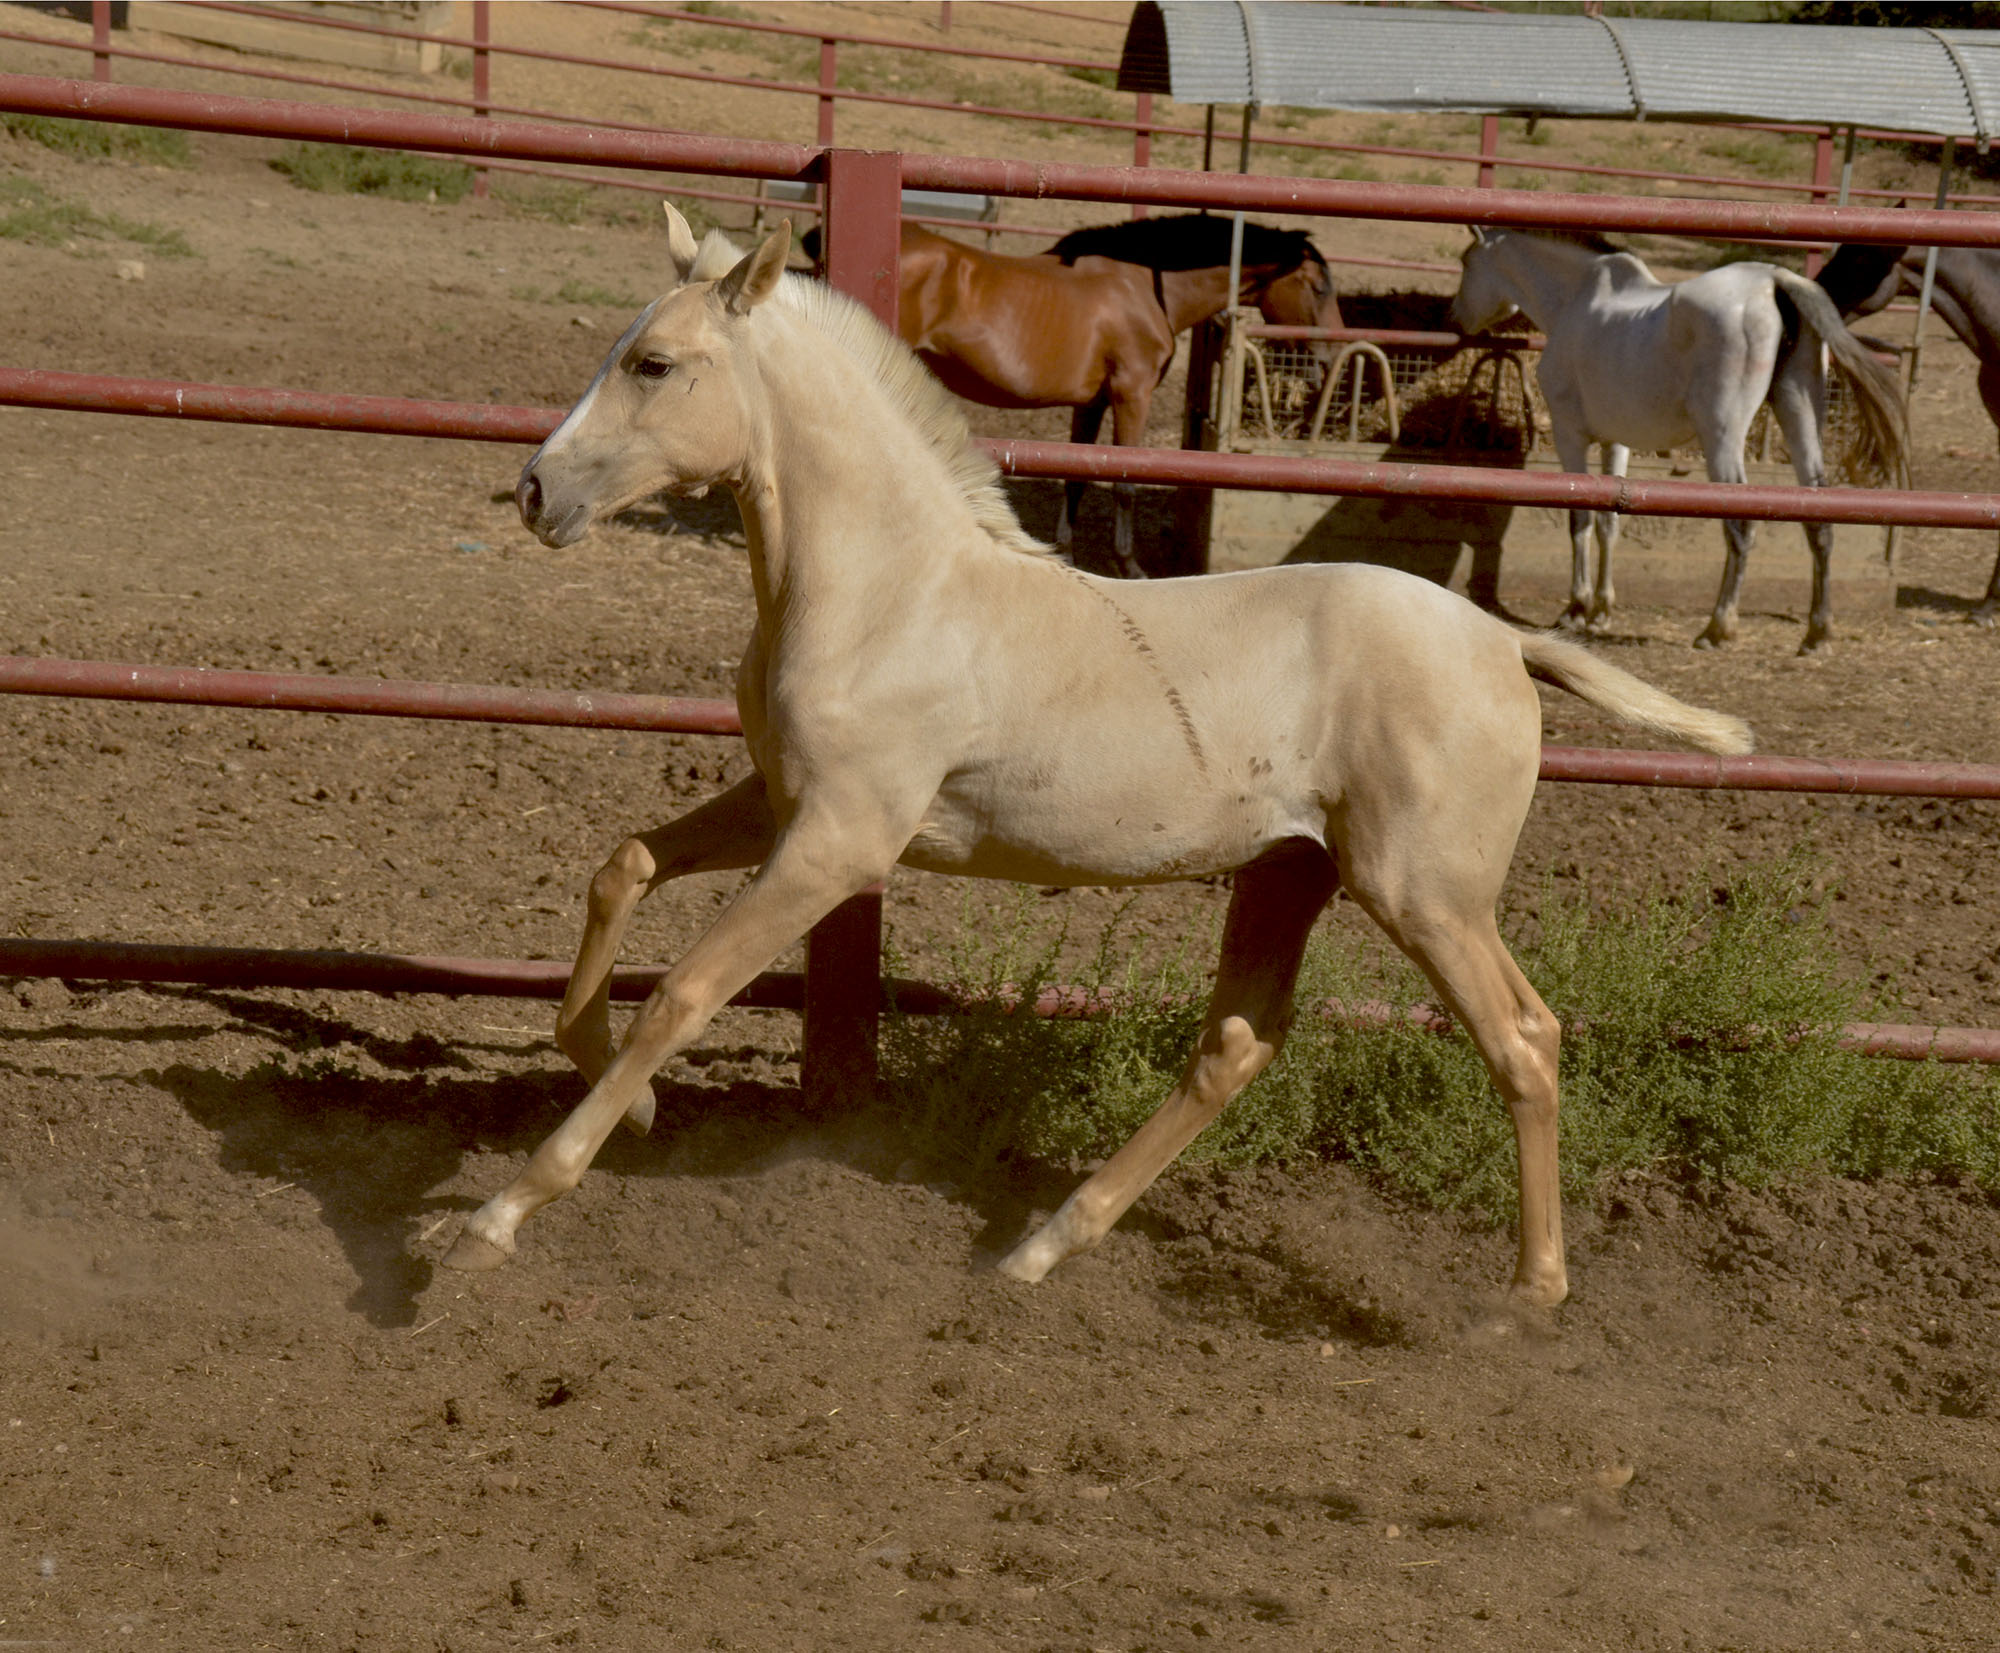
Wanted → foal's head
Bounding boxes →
[516,205,791,548]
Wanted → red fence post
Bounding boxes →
[800,146,901,1112]
[471,0,489,200]
[1478,114,1498,189]
[817,38,837,146]
[1132,91,1152,220]
[1805,127,1833,277]
[91,0,111,82]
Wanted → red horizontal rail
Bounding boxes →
[7,370,1997,532]
[0,656,743,735]
[0,937,1989,1062]
[2,76,1995,251]
[6,656,1999,800]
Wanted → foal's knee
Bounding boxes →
[588,836,657,916]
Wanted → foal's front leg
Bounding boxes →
[555,774,776,1135]
[445,817,897,1272]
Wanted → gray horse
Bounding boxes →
[1451,228,1910,653]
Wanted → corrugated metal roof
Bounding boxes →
[1117,3,2000,143]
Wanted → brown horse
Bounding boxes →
[803,215,1342,576]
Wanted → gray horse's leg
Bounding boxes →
[1693,412,1761,649]
[1587,443,1630,632]
[1551,424,1596,629]
[1769,344,1837,653]
[1976,536,2000,628]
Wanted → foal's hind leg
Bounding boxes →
[556,774,775,1135]
[996,844,1339,1283]
[1354,897,1565,1304]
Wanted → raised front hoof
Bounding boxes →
[443,1228,515,1273]
[622,1084,658,1137]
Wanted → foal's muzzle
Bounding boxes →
[515,464,590,548]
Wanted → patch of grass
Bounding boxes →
[268,143,475,203]
[0,175,193,255]
[883,853,1997,1219]
[1698,131,1802,181]
[510,277,645,308]
[0,112,192,166]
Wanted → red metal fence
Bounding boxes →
[5,0,1996,265]
[2,72,1998,1080]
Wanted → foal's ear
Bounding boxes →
[715,224,792,317]
[663,202,702,283]
[1467,224,1491,248]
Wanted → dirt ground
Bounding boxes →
[5,6,2000,1650]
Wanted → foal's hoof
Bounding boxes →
[1555,606,1591,633]
[443,1228,514,1272]
[1971,605,1997,630]
[622,1084,658,1137]
[1796,632,1833,657]
[1691,625,1732,651]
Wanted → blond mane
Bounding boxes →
[691,228,1053,559]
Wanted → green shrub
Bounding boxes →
[0,176,193,254]
[882,852,1998,1219]
[0,113,191,166]
[268,143,475,202]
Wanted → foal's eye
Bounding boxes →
[634,357,673,380]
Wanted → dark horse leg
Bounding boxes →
[1056,398,1108,560]
[1977,537,2000,628]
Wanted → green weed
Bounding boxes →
[882,852,1997,1219]
[0,176,193,254]
[0,112,192,166]
[268,143,475,203]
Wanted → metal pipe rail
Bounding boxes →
[7,657,2000,802]
[3,77,1996,251]
[0,938,1993,1065]
[6,369,1998,534]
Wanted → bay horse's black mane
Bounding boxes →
[1048,212,1323,273]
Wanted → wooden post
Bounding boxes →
[1477,113,1498,189]
[800,147,900,1112]
[1132,91,1152,220]
[1804,127,1833,277]
[91,0,112,82]
[471,0,490,200]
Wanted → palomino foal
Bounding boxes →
[446,207,1753,1308]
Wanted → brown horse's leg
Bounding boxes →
[1058,399,1109,556]
[996,844,1338,1283]
[555,775,775,1135]
[1106,375,1159,580]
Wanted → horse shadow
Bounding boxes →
[1272,441,1533,620]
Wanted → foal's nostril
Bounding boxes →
[516,470,543,525]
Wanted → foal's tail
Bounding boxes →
[1518,631,1755,755]
[1771,266,1911,489]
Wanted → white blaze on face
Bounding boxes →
[534,297,664,467]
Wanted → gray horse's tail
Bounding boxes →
[1771,266,1911,489]
[1518,631,1755,755]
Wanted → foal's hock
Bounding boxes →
[445,204,1752,1310]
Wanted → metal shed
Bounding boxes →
[1117,2,2000,144]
